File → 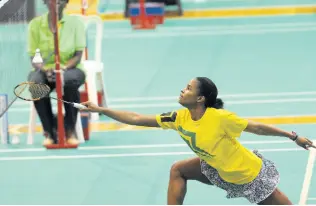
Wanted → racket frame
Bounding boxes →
[13,82,49,101]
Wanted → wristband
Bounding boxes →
[291,131,298,141]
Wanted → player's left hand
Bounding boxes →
[295,137,316,150]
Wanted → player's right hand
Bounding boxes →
[295,137,316,150]
[80,101,101,113]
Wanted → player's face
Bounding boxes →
[178,79,203,108]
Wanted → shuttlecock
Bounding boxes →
[32,48,43,64]
[11,135,20,144]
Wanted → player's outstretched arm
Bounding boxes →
[245,120,315,150]
[80,101,160,127]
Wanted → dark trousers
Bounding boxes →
[28,68,85,142]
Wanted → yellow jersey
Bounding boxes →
[156,108,263,185]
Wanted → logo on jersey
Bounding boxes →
[178,126,215,159]
[160,111,177,123]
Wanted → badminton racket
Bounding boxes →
[13,82,87,109]
[0,51,54,118]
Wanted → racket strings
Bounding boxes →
[29,83,50,99]
[14,82,51,101]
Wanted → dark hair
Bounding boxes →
[196,77,224,109]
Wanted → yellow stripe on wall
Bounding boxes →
[65,5,316,21]
[9,115,316,134]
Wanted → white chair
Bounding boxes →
[74,15,108,121]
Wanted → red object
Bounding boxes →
[130,15,164,25]
[133,0,156,30]
[46,144,79,149]
[81,113,90,140]
[46,0,78,149]
[81,1,89,93]
[83,127,89,140]
[80,91,103,106]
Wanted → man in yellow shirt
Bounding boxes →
[80,77,315,205]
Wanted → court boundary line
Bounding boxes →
[101,27,316,39]
[8,98,316,111]
[90,22,316,34]
[1,140,312,153]
[13,91,316,105]
[299,141,316,205]
[0,148,304,161]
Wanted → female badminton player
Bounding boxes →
[80,77,315,205]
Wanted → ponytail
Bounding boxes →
[213,98,224,109]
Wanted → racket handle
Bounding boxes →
[73,103,87,109]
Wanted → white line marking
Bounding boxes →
[112,98,316,108]
[0,148,304,161]
[108,91,316,103]
[228,98,316,104]
[103,27,316,39]
[0,140,310,153]
[299,143,316,205]
[163,22,316,31]
[221,92,316,98]
[13,91,316,105]
[0,148,46,153]
[99,22,316,34]
[93,98,316,109]
[8,114,316,126]
[10,97,316,112]
[308,198,316,200]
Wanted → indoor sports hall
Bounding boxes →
[0,0,315,204]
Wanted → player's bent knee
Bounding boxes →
[170,162,183,179]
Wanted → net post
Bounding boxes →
[46,0,77,149]
[81,0,89,92]
[53,0,65,146]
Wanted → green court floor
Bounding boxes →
[0,124,315,204]
[0,0,316,204]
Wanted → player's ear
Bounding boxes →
[197,96,204,103]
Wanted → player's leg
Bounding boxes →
[62,68,85,143]
[27,70,56,144]
[234,150,292,205]
[258,188,292,205]
[168,157,212,205]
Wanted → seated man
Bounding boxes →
[27,0,86,146]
